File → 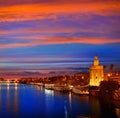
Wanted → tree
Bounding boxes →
[109,64,114,73]
[99,80,119,99]
[0,77,4,81]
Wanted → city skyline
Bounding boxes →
[0,0,120,72]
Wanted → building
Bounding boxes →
[109,74,120,85]
[90,56,104,86]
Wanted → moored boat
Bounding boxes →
[53,85,71,92]
[44,83,54,90]
[72,86,89,95]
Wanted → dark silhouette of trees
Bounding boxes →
[109,64,114,73]
[99,80,119,99]
[0,77,4,81]
[103,65,106,70]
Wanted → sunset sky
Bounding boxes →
[0,0,120,72]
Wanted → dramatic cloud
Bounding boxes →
[0,36,120,49]
[0,0,120,71]
[0,1,120,22]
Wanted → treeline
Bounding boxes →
[90,80,119,104]
[18,73,89,86]
[0,77,4,81]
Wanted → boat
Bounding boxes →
[29,82,44,86]
[53,85,71,92]
[36,83,44,86]
[72,86,89,95]
[44,83,54,90]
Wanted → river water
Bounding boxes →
[0,83,120,118]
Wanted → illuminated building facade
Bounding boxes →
[90,56,104,86]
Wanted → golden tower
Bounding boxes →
[90,56,104,86]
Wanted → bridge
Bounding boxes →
[0,80,18,83]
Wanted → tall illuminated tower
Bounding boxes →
[90,56,104,86]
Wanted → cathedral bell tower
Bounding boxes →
[90,56,104,86]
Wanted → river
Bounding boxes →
[0,83,120,118]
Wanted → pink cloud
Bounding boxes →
[0,30,8,35]
[0,36,120,49]
[0,1,119,22]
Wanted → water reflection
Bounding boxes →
[68,92,72,117]
[44,89,55,118]
[0,84,119,118]
[69,92,72,109]
[7,83,10,90]
[89,96,101,118]
[15,83,18,90]
[0,83,19,118]
[45,89,54,96]
[0,84,2,112]
[72,94,90,117]
[64,101,68,118]
[89,96,118,118]
[14,84,19,117]
[6,84,10,114]
[116,108,120,118]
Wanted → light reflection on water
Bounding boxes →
[116,108,120,118]
[0,83,119,118]
[45,89,54,96]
